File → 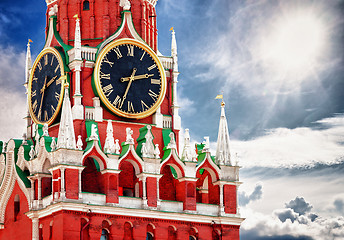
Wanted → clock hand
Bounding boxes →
[38,76,47,119]
[45,76,58,89]
[120,68,137,108]
[120,74,154,82]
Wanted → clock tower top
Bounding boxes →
[45,0,158,51]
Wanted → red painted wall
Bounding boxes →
[0,182,32,240]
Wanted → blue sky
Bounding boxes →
[0,0,344,239]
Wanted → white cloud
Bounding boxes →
[241,200,344,240]
[230,115,344,168]
[0,46,27,142]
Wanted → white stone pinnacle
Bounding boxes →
[25,41,32,85]
[77,135,83,150]
[57,85,77,149]
[74,17,82,60]
[142,125,155,158]
[181,129,192,161]
[125,128,134,145]
[104,120,116,154]
[215,102,231,165]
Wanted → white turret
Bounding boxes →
[57,85,77,149]
[71,15,84,120]
[171,29,181,130]
[215,101,231,165]
[25,40,32,139]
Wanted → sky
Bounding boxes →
[0,0,344,239]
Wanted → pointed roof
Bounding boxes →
[25,40,32,85]
[171,30,178,71]
[57,85,76,149]
[74,17,82,60]
[215,101,231,166]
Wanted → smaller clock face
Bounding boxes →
[94,39,166,119]
[28,48,65,125]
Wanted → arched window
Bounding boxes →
[83,0,90,10]
[100,229,109,240]
[168,226,177,240]
[189,227,198,240]
[146,232,153,240]
[49,221,54,240]
[81,217,90,240]
[14,194,20,221]
[189,237,196,240]
[124,222,133,240]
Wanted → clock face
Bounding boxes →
[94,39,166,119]
[28,48,65,125]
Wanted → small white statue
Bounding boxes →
[125,127,134,144]
[202,136,210,153]
[154,144,160,159]
[29,145,35,160]
[89,124,99,140]
[167,132,176,149]
[114,139,121,154]
[50,137,57,152]
[43,123,49,136]
[141,142,148,157]
[119,0,131,10]
[77,135,83,150]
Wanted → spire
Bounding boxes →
[170,29,181,130]
[215,101,231,165]
[171,29,178,71]
[25,39,32,85]
[74,15,82,60]
[57,84,77,149]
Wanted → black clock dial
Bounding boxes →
[94,39,166,119]
[29,48,64,125]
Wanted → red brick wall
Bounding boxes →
[65,168,80,199]
[224,185,237,214]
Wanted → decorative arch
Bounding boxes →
[168,225,177,240]
[195,154,220,183]
[189,227,198,240]
[80,217,90,240]
[83,0,90,10]
[42,158,52,173]
[118,145,144,175]
[82,141,108,171]
[123,221,133,240]
[81,157,104,194]
[118,160,139,197]
[146,223,155,239]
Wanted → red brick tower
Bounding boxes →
[0,0,244,239]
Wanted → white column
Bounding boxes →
[32,218,39,240]
[60,168,66,200]
[37,177,42,200]
[78,168,83,199]
[142,176,148,208]
[219,183,225,216]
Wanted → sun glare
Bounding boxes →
[261,11,326,76]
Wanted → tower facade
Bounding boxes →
[0,1,244,239]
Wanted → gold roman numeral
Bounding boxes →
[33,77,38,82]
[32,100,38,112]
[140,51,146,61]
[37,62,42,71]
[100,71,111,80]
[51,56,54,66]
[56,78,62,85]
[127,101,134,113]
[38,108,42,120]
[113,95,122,108]
[141,100,149,111]
[103,55,114,67]
[54,65,60,73]
[103,84,113,97]
[151,79,161,85]
[147,64,156,71]
[113,47,122,59]
[148,89,159,101]
[44,55,48,66]
[32,90,36,97]
[127,45,134,57]
[44,110,48,121]
[55,92,60,101]
[51,105,56,113]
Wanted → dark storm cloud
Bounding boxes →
[239,183,263,206]
[285,197,312,216]
[241,230,314,240]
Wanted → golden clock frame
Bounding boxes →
[93,38,167,119]
[28,47,66,126]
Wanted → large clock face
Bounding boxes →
[94,38,166,119]
[28,48,65,125]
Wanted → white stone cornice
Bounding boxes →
[25,201,245,226]
[213,180,242,187]
[177,177,198,182]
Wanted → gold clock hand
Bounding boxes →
[120,74,154,82]
[120,68,137,108]
[38,76,47,119]
[45,75,58,88]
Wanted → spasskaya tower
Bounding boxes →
[0,0,244,239]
